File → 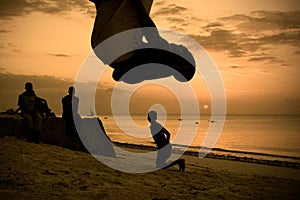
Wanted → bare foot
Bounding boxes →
[178,159,185,172]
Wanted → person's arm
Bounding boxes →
[17,95,23,112]
[162,127,170,142]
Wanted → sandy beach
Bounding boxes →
[0,136,299,200]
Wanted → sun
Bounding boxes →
[203,104,209,110]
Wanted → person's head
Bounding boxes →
[25,82,33,91]
[147,111,157,123]
[68,86,75,96]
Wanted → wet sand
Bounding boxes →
[0,136,299,199]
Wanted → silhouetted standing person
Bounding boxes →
[18,82,42,143]
[148,111,185,171]
[62,86,80,141]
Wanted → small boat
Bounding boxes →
[207,119,216,123]
[87,109,95,116]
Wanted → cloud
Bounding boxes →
[47,53,70,57]
[152,4,188,16]
[153,1,165,7]
[0,0,29,18]
[0,72,72,91]
[151,5,299,59]
[219,11,300,47]
[188,11,300,58]
[285,98,300,102]
[247,56,277,62]
[220,11,300,30]
[229,66,245,69]
[0,0,94,19]
[0,29,11,33]
[151,3,193,28]
[0,72,120,115]
[151,3,194,32]
[0,72,73,113]
[294,50,300,55]
[0,42,22,54]
[250,11,300,29]
[259,70,271,74]
[259,31,300,47]
[189,29,249,57]
[204,22,224,29]
[165,17,186,24]
[220,14,253,22]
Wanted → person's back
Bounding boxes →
[62,86,79,119]
[150,120,169,149]
[18,83,37,114]
[62,94,72,119]
[62,86,80,142]
[18,82,42,143]
[35,97,55,118]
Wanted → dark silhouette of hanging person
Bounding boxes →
[62,86,81,141]
[148,111,185,171]
[89,0,196,84]
[17,82,42,143]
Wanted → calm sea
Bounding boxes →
[100,115,300,162]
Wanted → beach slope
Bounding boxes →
[0,137,299,199]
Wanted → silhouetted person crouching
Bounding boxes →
[148,111,185,171]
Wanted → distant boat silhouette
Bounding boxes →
[207,119,216,123]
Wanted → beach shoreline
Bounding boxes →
[113,142,300,169]
[1,113,299,167]
[0,136,299,199]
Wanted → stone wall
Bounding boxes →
[0,114,116,157]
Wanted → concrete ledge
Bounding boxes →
[0,114,116,157]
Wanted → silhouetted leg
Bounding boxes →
[111,48,195,82]
[21,113,35,142]
[109,1,195,82]
[89,0,103,8]
[163,160,178,169]
[156,143,171,168]
[21,113,34,130]
[32,112,42,144]
[90,0,195,83]
[163,159,185,172]
[178,159,185,172]
[156,143,185,171]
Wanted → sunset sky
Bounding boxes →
[0,0,299,115]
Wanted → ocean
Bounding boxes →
[100,114,300,163]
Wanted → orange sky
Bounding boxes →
[0,0,299,115]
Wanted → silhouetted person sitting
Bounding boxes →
[62,86,80,141]
[148,111,185,171]
[17,82,42,143]
[89,0,195,83]
[36,97,56,118]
